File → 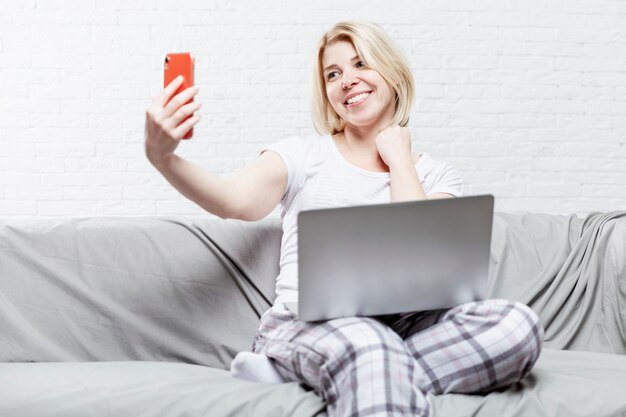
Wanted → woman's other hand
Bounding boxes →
[375,125,413,169]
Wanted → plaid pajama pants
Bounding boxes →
[252,298,544,417]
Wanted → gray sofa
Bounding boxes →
[1,212,625,417]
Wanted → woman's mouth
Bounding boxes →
[344,91,372,108]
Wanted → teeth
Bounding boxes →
[346,92,370,105]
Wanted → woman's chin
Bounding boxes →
[343,114,390,130]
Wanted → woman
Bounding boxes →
[145,21,544,417]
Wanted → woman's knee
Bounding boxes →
[499,301,544,375]
[454,299,544,371]
[463,300,544,389]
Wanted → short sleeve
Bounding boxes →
[427,163,463,197]
[260,135,308,205]
[417,153,463,198]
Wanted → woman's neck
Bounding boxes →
[333,124,389,172]
[339,119,391,153]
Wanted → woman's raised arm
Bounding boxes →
[144,76,287,220]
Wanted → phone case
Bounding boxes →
[164,53,195,139]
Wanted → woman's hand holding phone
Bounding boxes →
[144,75,201,167]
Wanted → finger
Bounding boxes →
[167,101,202,128]
[162,86,199,118]
[153,75,185,108]
[171,113,201,140]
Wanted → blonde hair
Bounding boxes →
[311,21,415,135]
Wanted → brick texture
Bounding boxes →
[1,0,625,218]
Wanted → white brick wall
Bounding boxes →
[1,0,625,218]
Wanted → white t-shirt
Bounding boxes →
[261,134,464,306]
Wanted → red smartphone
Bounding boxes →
[164,52,195,139]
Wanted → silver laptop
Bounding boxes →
[289,194,494,321]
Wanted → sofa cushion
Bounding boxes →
[431,348,626,417]
[0,361,326,417]
[1,349,625,417]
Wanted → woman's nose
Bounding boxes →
[341,74,359,89]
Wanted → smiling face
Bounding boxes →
[322,40,396,132]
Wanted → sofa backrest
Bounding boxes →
[0,216,281,370]
[1,211,624,367]
[488,211,626,354]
